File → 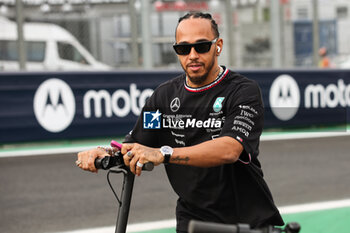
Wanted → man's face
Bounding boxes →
[175,18,221,86]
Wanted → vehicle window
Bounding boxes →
[0,40,45,62]
[57,42,89,65]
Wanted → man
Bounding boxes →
[77,12,284,232]
[319,47,330,68]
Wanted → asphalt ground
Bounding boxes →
[1,135,350,233]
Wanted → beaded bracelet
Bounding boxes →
[97,146,119,156]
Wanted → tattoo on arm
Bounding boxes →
[171,156,190,164]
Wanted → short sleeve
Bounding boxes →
[219,81,264,163]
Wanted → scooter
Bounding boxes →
[94,140,300,233]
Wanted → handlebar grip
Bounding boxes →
[285,222,301,233]
[94,157,104,170]
[94,156,154,171]
[143,162,154,171]
[188,220,238,233]
[188,220,257,233]
[188,220,282,233]
[94,156,120,170]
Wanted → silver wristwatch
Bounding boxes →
[160,145,173,164]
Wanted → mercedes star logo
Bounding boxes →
[170,97,180,112]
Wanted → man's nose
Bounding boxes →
[188,46,199,59]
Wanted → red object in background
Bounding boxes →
[154,1,209,12]
[154,1,164,11]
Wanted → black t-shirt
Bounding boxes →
[128,67,284,231]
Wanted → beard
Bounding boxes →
[187,70,209,85]
[183,56,216,86]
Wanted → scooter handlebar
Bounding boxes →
[94,153,154,171]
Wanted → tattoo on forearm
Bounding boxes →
[171,156,190,164]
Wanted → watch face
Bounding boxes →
[161,146,173,155]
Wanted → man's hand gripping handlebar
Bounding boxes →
[76,140,154,173]
[94,140,154,171]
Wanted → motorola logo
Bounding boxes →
[33,78,75,133]
[269,74,300,121]
[170,97,180,112]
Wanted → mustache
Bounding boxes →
[187,62,204,67]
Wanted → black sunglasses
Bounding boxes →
[173,38,218,55]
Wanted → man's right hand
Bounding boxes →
[76,148,109,173]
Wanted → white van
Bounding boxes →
[0,17,111,71]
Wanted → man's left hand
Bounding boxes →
[121,143,163,176]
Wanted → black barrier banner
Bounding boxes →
[244,69,350,129]
[0,69,349,143]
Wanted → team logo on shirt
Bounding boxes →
[143,110,162,129]
[170,97,180,112]
[213,97,225,112]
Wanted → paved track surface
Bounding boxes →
[1,136,350,233]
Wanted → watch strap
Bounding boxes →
[160,146,173,164]
[163,154,171,164]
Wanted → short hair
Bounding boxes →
[175,12,220,39]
